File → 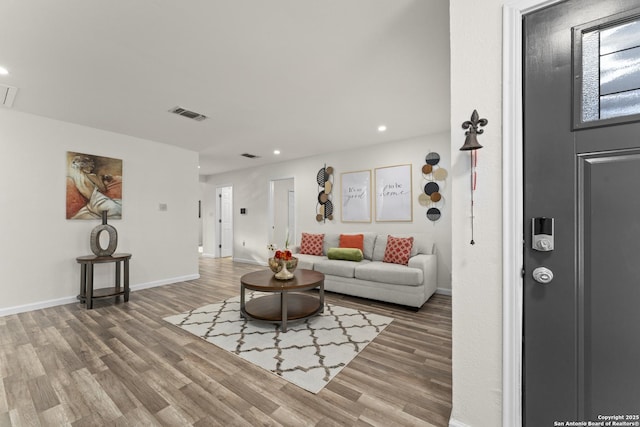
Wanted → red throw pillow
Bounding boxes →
[300,233,324,255]
[383,235,414,265]
[339,234,364,252]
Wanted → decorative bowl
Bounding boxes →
[268,256,298,274]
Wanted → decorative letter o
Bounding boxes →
[90,224,118,256]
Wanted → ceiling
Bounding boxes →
[0,0,450,176]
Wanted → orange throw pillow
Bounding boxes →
[339,234,364,252]
[300,233,324,255]
[383,235,414,265]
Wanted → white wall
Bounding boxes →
[450,0,504,425]
[0,109,200,314]
[203,132,452,291]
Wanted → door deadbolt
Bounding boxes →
[532,267,553,284]
[532,217,554,251]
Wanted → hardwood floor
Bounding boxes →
[0,258,452,426]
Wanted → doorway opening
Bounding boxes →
[269,178,295,250]
[216,185,233,258]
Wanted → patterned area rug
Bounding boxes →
[163,292,393,393]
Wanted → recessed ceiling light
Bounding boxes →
[198,165,201,169]
[274,150,281,155]
[378,125,387,132]
[0,67,9,76]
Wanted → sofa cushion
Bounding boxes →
[373,235,388,261]
[373,233,434,261]
[355,261,423,286]
[328,247,363,262]
[322,233,340,255]
[314,259,366,278]
[294,253,325,270]
[361,232,377,260]
[300,233,324,255]
[383,235,414,265]
[339,234,364,252]
[410,233,435,256]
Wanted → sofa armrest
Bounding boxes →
[408,254,437,298]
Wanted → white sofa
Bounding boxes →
[293,232,437,309]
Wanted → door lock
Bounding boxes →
[532,217,554,251]
[532,267,553,284]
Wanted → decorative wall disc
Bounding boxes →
[418,193,430,207]
[324,200,334,217]
[424,182,439,195]
[318,191,329,204]
[433,168,448,180]
[316,169,327,186]
[422,164,433,175]
[324,181,333,194]
[427,207,441,221]
[430,192,442,202]
[425,152,441,166]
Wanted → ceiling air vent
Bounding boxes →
[169,106,207,121]
[0,84,18,108]
[241,153,260,159]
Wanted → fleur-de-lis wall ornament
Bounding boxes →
[460,109,488,151]
[460,110,487,245]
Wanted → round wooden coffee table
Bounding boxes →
[240,269,325,332]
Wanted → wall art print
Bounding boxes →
[341,170,371,222]
[66,152,123,220]
[375,164,413,222]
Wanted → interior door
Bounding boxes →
[523,0,640,425]
[220,186,233,258]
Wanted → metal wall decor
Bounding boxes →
[460,109,487,245]
[316,165,334,222]
[419,152,447,222]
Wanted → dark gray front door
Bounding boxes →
[524,0,640,425]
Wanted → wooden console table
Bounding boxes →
[76,253,131,309]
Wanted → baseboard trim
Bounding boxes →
[0,296,79,317]
[449,417,472,427]
[0,273,200,318]
[436,287,452,296]
[130,274,200,291]
[200,253,217,258]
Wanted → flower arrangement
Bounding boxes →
[274,249,293,261]
[267,231,297,279]
[268,249,297,278]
